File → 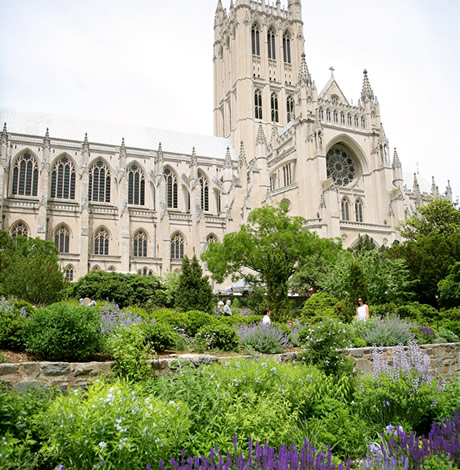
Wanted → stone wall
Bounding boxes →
[1,343,459,391]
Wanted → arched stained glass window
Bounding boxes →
[271,93,279,123]
[286,95,295,123]
[12,152,39,197]
[267,28,276,60]
[164,168,178,209]
[89,161,111,203]
[65,265,74,281]
[10,221,29,238]
[51,156,76,200]
[54,224,70,254]
[355,199,363,222]
[198,171,209,211]
[133,230,148,257]
[128,164,145,205]
[94,228,109,256]
[251,24,260,56]
[254,89,263,119]
[282,32,291,63]
[170,233,184,259]
[341,198,350,221]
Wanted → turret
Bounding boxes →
[255,125,267,161]
[446,180,452,202]
[413,173,422,206]
[392,148,403,187]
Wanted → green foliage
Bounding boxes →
[436,326,459,343]
[362,315,414,347]
[162,270,180,308]
[298,318,353,376]
[37,380,191,469]
[184,310,216,336]
[175,256,213,313]
[0,432,40,469]
[215,313,262,328]
[396,302,441,324]
[0,297,34,351]
[438,262,460,309]
[0,232,66,306]
[202,204,338,322]
[24,303,102,361]
[344,258,368,321]
[108,324,154,381]
[300,292,340,323]
[438,307,460,335]
[197,324,239,351]
[141,321,178,352]
[70,271,167,308]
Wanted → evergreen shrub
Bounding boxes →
[197,324,239,351]
[300,292,340,323]
[185,310,216,336]
[141,321,177,352]
[24,303,102,361]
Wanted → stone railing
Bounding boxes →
[1,343,459,391]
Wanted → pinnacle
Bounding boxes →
[361,69,374,100]
[298,53,311,84]
[256,125,267,146]
[392,148,401,169]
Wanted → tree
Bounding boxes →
[0,232,66,306]
[438,262,460,309]
[202,204,338,321]
[344,258,368,321]
[175,255,213,313]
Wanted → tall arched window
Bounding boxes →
[361,117,366,129]
[354,115,359,127]
[214,189,221,214]
[10,221,29,238]
[54,224,70,254]
[198,171,209,211]
[333,111,338,123]
[133,230,148,257]
[282,32,291,63]
[286,96,295,123]
[271,93,279,122]
[254,89,263,119]
[326,109,331,121]
[319,108,324,120]
[347,114,352,126]
[341,198,350,221]
[170,233,184,259]
[282,163,292,186]
[340,113,345,125]
[12,152,39,197]
[89,160,111,203]
[128,164,145,205]
[51,156,76,200]
[355,199,363,222]
[164,168,178,209]
[251,24,260,56]
[267,28,276,60]
[94,228,109,255]
[65,265,74,282]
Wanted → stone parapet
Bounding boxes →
[0,343,458,391]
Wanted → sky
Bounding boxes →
[0,0,459,201]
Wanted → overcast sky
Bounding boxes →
[0,0,459,201]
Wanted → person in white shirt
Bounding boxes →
[262,308,271,325]
[356,297,369,321]
[223,299,232,316]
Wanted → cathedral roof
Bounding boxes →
[318,68,350,105]
[0,108,238,161]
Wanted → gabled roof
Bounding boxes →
[0,108,238,160]
[318,70,350,105]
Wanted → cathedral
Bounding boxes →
[0,0,452,283]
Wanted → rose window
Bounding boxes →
[326,146,356,186]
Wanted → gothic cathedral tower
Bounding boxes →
[213,0,305,152]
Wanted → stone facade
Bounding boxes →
[0,0,452,282]
[1,343,458,391]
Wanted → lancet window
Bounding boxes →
[51,156,76,200]
[251,24,260,56]
[133,230,148,257]
[89,160,111,203]
[128,164,145,205]
[94,228,110,256]
[170,233,184,259]
[198,171,209,211]
[54,224,70,254]
[267,28,276,60]
[164,168,178,209]
[12,152,39,197]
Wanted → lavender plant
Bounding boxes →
[363,314,414,347]
[100,300,144,336]
[362,410,460,469]
[238,323,291,354]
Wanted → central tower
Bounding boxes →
[213,0,305,152]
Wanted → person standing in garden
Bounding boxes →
[223,299,232,316]
[215,301,224,316]
[262,308,271,325]
[356,297,369,321]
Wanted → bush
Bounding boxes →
[438,262,460,309]
[298,318,353,376]
[363,314,414,346]
[436,326,459,343]
[438,307,460,335]
[300,292,340,323]
[100,301,144,336]
[237,323,291,354]
[216,313,261,328]
[370,303,399,317]
[70,271,167,308]
[150,308,188,330]
[0,297,34,351]
[37,380,191,469]
[397,302,441,324]
[24,303,102,361]
[197,324,239,351]
[185,310,216,336]
[141,322,177,352]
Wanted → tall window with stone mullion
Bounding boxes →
[267,29,276,60]
[283,32,291,63]
[198,171,209,211]
[54,225,70,253]
[94,228,109,255]
[251,24,260,56]
[254,90,263,119]
[170,233,184,259]
[10,221,28,238]
[164,168,178,209]
[287,96,295,123]
[89,161,111,203]
[128,164,145,205]
[12,153,39,197]
[51,156,76,199]
[271,93,279,122]
[133,230,147,257]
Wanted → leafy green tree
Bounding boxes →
[438,262,460,309]
[202,204,337,321]
[175,255,213,313]
[0,232,65,306]
[344,258,368,321]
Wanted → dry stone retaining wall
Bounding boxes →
[0,343,459,391]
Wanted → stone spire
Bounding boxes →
[157,142,163,165]
[43,128,50,152]
[1,122,7,147]
[119,137,127,169]
[431,176,437,197]
[413,173,421,206]
[446,180,452,201]
[298,53,311,85]
[392,148,401,169]
[361,69,374,101]
[191,147,197,167]
[216,0,223,12]
[83,133,89,153]
[256,124,267,146]
[224,147,232,169]
[239,140,247,168]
